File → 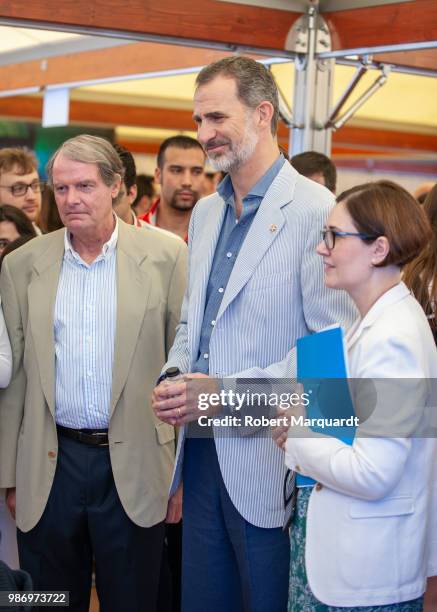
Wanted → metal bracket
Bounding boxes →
[326,63,391,130]
[285,11,331,58]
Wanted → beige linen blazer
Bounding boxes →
[0,220,187,532]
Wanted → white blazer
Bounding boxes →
[285,283,437,607]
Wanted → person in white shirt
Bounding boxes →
[0,299,14,566]
[275,180,437,611]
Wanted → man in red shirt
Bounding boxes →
[141,136,206,242]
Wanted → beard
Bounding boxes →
[168,189,199,211]
[205,118,259,173]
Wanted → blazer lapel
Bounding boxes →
[109,227,151,418]
[28,232,64,416]
[217,163,295,319]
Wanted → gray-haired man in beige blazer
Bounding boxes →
[0,135,187,612]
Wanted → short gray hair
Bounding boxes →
[195,56,279,136]
[46,134,124,187]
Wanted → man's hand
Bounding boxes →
[152,373,219,426]
[166,484,183,524]
[152,378,186,426]
[6,487,16,520]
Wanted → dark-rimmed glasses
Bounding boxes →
[321,229,378,250]
[0,180,45,197]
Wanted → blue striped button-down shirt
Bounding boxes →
[54,221,118,429]
[193,154,285,374]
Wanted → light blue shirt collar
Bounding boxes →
[217,154,285,204]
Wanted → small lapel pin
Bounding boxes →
[269,224,278,233]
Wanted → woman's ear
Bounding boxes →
[371,236,390,266]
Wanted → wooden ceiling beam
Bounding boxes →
[326,1,437,51]
[117,140,160,156]
[0,95,436,154]
[0,96,196,130]
[373,49,437,73]
[0,0,299,52]
[332,125,437,153]
[0,1,435,58]
[0,42,243,91]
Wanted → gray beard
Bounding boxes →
[208,128,259,174]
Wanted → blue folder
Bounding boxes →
[295,326,356,486]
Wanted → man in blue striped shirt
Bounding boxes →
[152,57,356,612]
[0,135,187,612]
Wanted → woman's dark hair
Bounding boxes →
[0,204,37,238]
[404,184,437,331]
[337,180,431,268]
[134,175,155,202]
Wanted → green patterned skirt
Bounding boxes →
[288,487,423,612]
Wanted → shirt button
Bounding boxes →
[87,371,93,377]
[48,451,56,459]
[315,483,323,491]
[226,252,232,258]
[211,320,216,326]
[218,287,224,293]
[295,465,301,472]
[203,353,209,359]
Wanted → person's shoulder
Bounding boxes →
[119,220,186,260]
[140,222,185,243]
[364,292,431,351]
[280,160,335,214]
[193,191,223,215]
[2,230,63,270]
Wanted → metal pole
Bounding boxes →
[330,66,390,130]
[288,7,334,156]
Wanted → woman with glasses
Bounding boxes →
[275,180,437,611]
[0,205,37,255]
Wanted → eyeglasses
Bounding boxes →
[321,229,378,250]
[0,180,45,197]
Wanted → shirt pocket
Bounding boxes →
[155,422,175,445]
[349,496,414,519]
[245,272,294,293]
